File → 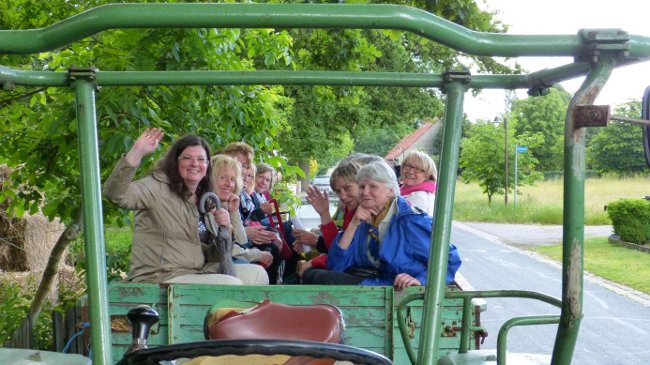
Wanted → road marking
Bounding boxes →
[584,290,609,309]
[453,221,650,308]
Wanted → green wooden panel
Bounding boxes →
[106,282,477,363]
[168,284,394,355]
[108,282,169,363]
[170,285,391,305]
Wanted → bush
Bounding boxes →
[69,228,131,281]
[0,276,55,350]
[607,198,650,244]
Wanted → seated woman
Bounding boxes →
[400,150,437,216]
[249,162,275,224]
[296,161,361,281]
[307,159,461,289]
[251,162,307,282]
[103,128,241,284]
[210,154,270,285]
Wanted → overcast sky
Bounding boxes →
[464,0,650,121]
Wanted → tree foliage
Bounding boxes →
[586,101,648,176]
[0,0,293,226]
[277,0,511,183]
[0,0,516,219]
[459,120,543,203]
[510,87,571,172]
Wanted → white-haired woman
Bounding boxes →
[400,150,437,216]
[308,159,460,289]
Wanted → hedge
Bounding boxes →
[606,198,650,245]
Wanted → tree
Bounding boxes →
[0,0,517,325]
[586,101,648,175]
[278,0,511,188]
[510,87,572,172]
[459,120,542,203]
[0,0,294,328]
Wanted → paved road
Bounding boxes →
[460,221,613,246]
[453,222,650,364]
[297,206,650,363]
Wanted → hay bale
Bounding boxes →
[0,164,65,272]
[25,214,66,272]
[0,212,64,272]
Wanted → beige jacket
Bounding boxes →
[103,156,208,282]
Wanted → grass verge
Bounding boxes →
[454,176,648,225]
[531,237,650,295]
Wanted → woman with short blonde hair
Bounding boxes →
[400,150,437,216]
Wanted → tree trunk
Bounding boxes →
[298,160,311,192]
[28,212,82,326]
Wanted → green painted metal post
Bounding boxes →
[551,60,614,365]
[71,69,112,365]
[418,73,469,365]
[497,316,561,365]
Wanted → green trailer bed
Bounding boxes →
[103,282,483,363]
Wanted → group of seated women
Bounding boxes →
[103,129,460,289]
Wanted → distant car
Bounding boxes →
[312,175,332,195]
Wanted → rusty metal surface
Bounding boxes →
[573,105,610,128]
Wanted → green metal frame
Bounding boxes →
[397,290,563,365]
[2,4,649,365]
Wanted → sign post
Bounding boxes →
[514,145,528,206]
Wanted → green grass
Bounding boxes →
[105,226,133,247]
[532,237,650,294]
[454,176,649,225]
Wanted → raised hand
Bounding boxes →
[125,128,164,166]
[306,185,330,216]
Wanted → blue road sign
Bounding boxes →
[516,145,528,153]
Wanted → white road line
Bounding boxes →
[453,221,650,308]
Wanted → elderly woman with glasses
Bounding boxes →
[400,150,438,216]
[104,128,242,285]
[308,159,461,289]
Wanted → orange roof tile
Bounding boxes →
[384,122,434,160]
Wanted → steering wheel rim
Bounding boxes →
[116,339,392,365]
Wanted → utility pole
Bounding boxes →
[504,117,508,205]
[494,116,509,205]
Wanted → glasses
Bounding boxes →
[402,163,424,174]
[178,155,208,164]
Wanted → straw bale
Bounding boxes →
[0,164,65,272]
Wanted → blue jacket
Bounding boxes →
[327,196,461,286]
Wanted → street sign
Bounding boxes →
[516,145,528,153]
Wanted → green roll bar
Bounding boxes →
[2,4,649,365]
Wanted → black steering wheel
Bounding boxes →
[116,338,392,365]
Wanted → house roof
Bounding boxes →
[384,122,436,160]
